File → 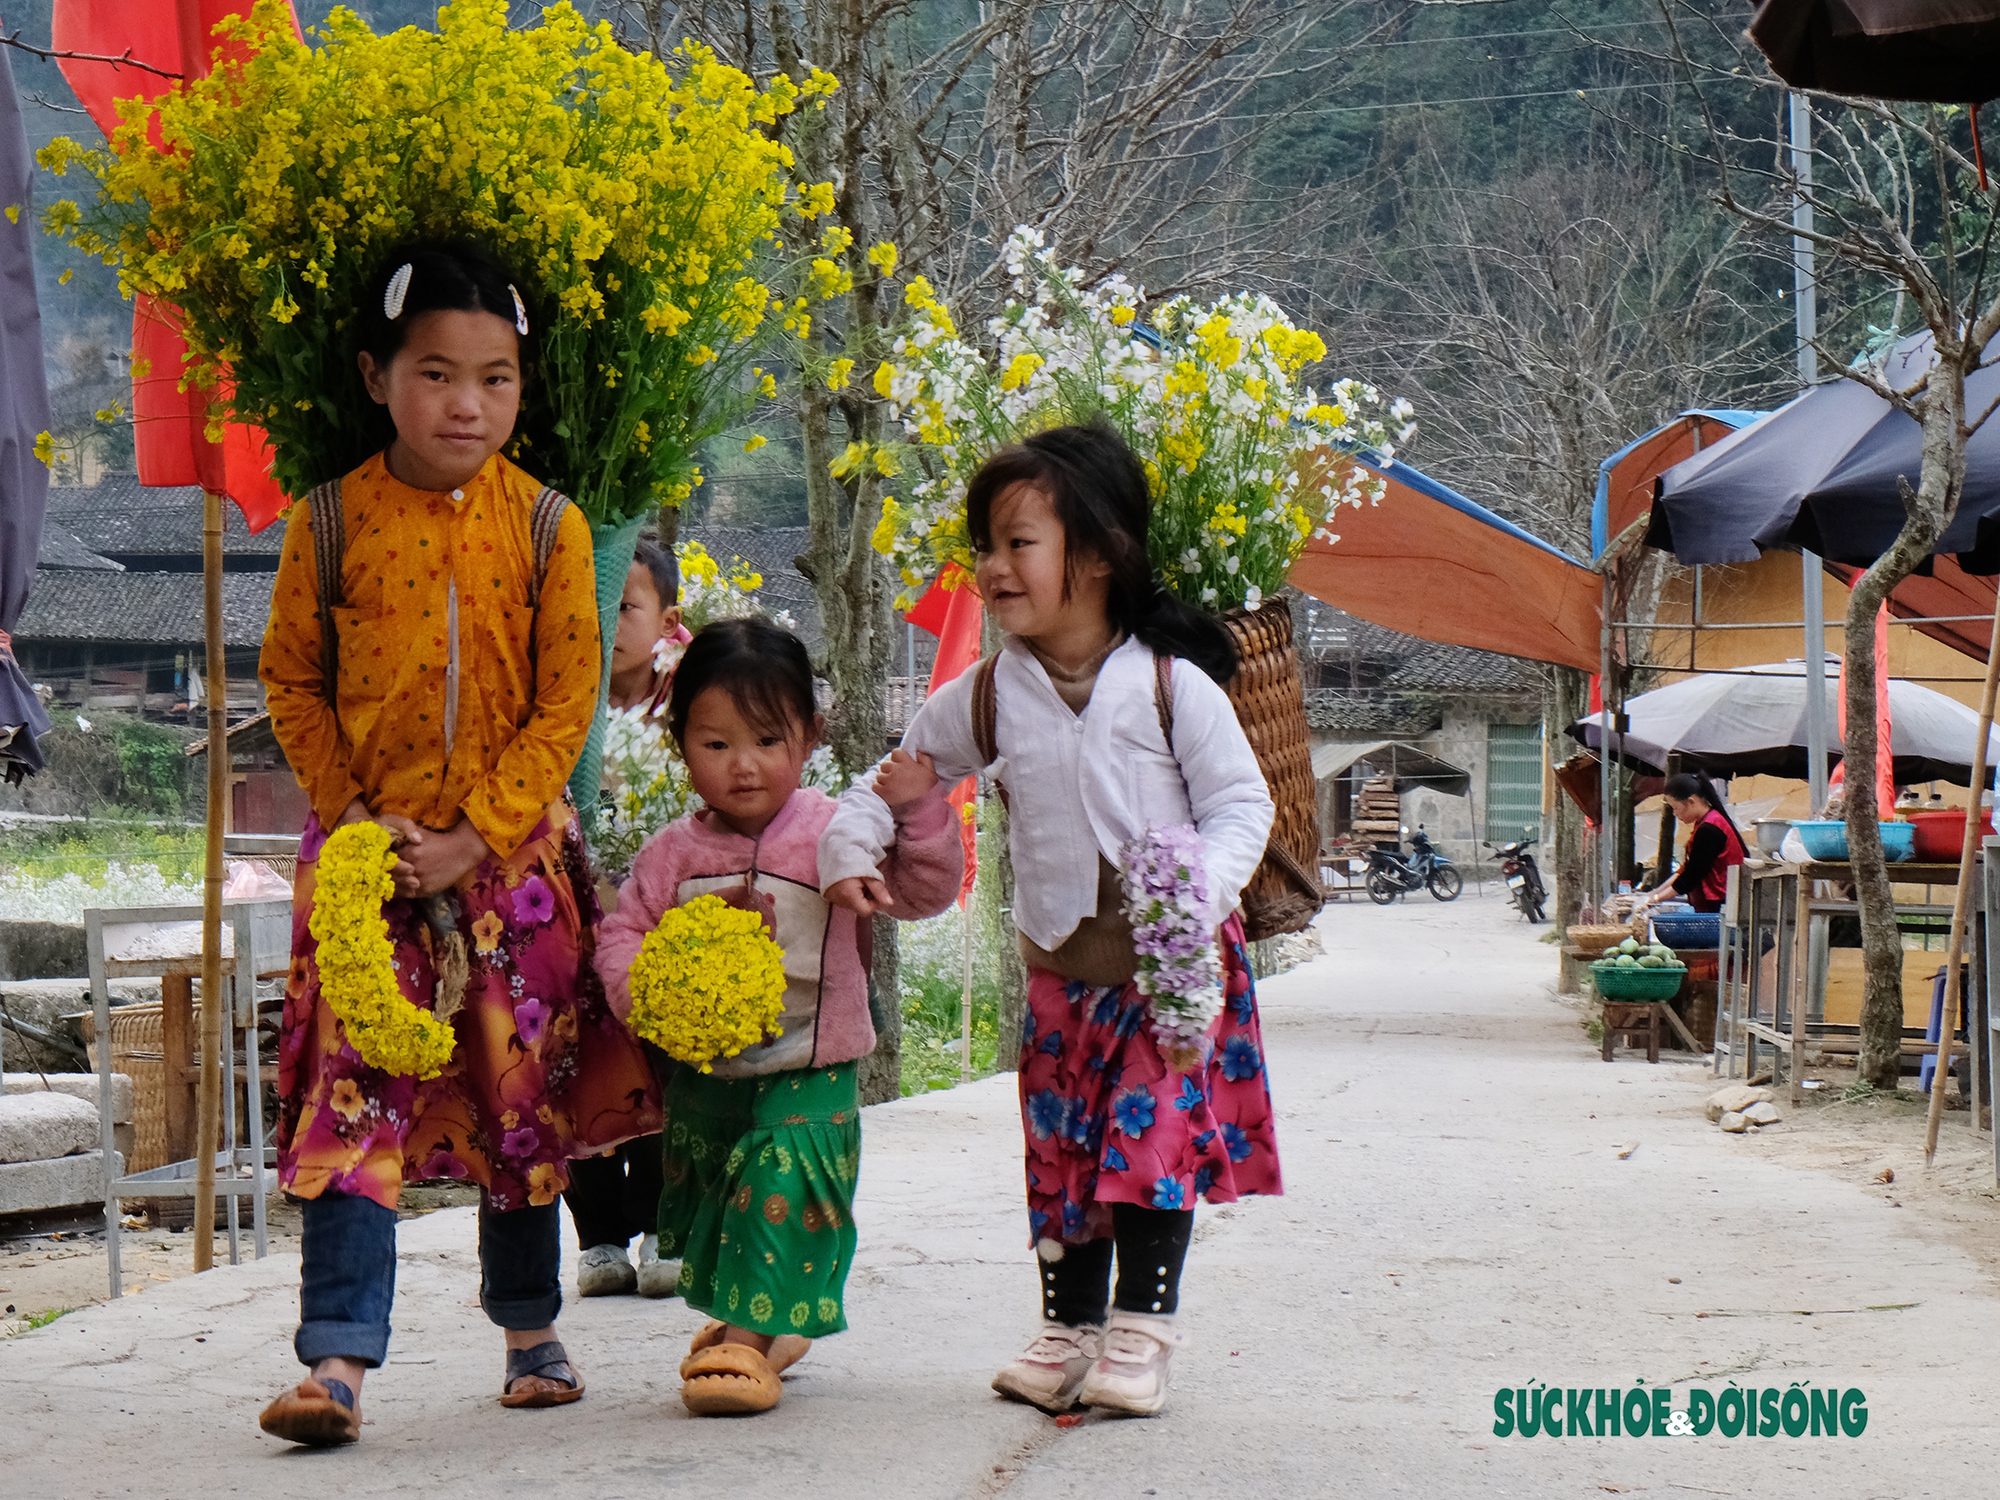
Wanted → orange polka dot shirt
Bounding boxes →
[259,452,602,860]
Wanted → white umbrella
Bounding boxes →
[1567,657,2000,786]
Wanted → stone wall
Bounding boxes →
[0,921,88,982]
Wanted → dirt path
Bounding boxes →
[2,890,1997,1497]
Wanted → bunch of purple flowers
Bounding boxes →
[1119,823,1224,1063]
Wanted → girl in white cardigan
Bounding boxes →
[820,421,1283,1417]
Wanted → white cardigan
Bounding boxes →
[818,635,1275,951]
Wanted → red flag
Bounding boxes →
[55,0,298,532]
[905,566,983,904]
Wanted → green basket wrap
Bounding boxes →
[1590,961,1687,1001]
[566,513,649,817]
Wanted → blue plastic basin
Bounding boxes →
[1792,820,1917,862]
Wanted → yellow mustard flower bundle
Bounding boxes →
[626,893,787,1072]
[309,822,456,1080]
[36,0,840,524]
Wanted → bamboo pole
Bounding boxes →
[1923,596,2000,1165]
[194,487,227,1268]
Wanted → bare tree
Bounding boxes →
[1657,12,2000,1089]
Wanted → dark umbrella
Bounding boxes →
[1568,657,2000,786]
[0,51,53,782]
[1648,332,2000,570]
[1751,0,2000,104]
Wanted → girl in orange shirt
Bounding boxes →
[255,241,658,1445]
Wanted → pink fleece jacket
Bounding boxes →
[596,785,963,1077]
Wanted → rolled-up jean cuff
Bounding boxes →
[295,1319,390,1369]
[480,1286,563,1332]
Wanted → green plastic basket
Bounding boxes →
[1590,960,1688,1001]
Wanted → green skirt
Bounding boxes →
[659,1061,861,1338]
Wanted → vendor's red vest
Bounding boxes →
[1698,808,1747,908]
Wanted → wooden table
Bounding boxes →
[1720,860,1981,1105]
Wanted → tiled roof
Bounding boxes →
[1381,645,1537,696]
[1293,597,1429,663]
[15,569,274,648]
[35,521,123,571]
[43,475,286,558]
[1302,691,1437,737]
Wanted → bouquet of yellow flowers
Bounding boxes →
[308,822,457,1080]
[866,227,1414,613]
[36,0,838,526]
[625,893,788,1072]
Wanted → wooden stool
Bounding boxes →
[1601,1000,1663,1063]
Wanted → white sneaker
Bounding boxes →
[991,1322,1104,1413]
[636,1233,679,1298]
[1078,1311,1183,1416]
[576,1242,637,1297]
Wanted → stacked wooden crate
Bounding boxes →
[1352,776,1403,844]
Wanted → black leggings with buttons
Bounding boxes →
[1039,1204,1194,1324]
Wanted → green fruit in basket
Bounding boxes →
[1639,954,1664,967]
[1616,954,1638,967]
[1651,943,1674,959]
[1618,938,1640,954]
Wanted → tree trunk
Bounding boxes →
[994,798,1027,1071]
[1851,387,1967,1089]
[1545,665,1589,933]
[857,912,901,1103]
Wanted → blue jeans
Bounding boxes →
[294,1192,563,1368]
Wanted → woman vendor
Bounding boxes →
[1634,770,1747,915]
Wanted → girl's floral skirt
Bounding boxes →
[276,806,662,1213]
[658,1062,860,1340]
[1020,914,1281,1246]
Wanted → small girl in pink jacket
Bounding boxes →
[596,617,961,1416]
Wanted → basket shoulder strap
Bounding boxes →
[306,479,345,708]
[527,486,574,608]
[1152,651,1176,753]
[971,652,1001,766]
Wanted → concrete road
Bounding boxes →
[4,890,1998,1498]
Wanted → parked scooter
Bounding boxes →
[1488,836,1547,922]
[1365,825,1463,905]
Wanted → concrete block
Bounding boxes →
[4,1072,133,1122]
[0,1150,115,1214]
[0,1091,100,1164]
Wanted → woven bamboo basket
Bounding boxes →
[1567,920,1645,956]
[1220,602,1323,940]
[81,1002,169,1176]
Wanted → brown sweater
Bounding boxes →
[1015,633,1141,986]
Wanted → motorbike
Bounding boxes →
[1488,836,1547,922]
[1365,825,1463,905]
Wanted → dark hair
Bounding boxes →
[1665,769,1741,839]
[668,617,817,746]
[964,419,1237,684]
[631,537,680,608]
[354,239,535,370]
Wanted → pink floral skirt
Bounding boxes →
[1018,914,1282,1245]
[276,807,661,1212]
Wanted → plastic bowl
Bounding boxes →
[1791,820,1917,862]
[1591,959,1688,1001]
[1650,909,1721,948]
[1905,808,1997,862]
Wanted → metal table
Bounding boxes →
[86,897,291,1298]
[1717,859,1980,1106]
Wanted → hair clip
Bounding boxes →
[383,262,414,320]
[509,284,529,336]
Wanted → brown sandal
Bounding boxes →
[681,1342,782,1415]
[680,1319,812,1378]
[258,1376,361,1446]
[500,1340,585,1408]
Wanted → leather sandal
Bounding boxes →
[258,1375,361,1446]
[681,1342,782,1415]
[500,1340,585,1408]
[680,1319,812,1378]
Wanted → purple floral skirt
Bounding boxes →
[275,807,661,1212]
[1018,914,1282,1245]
